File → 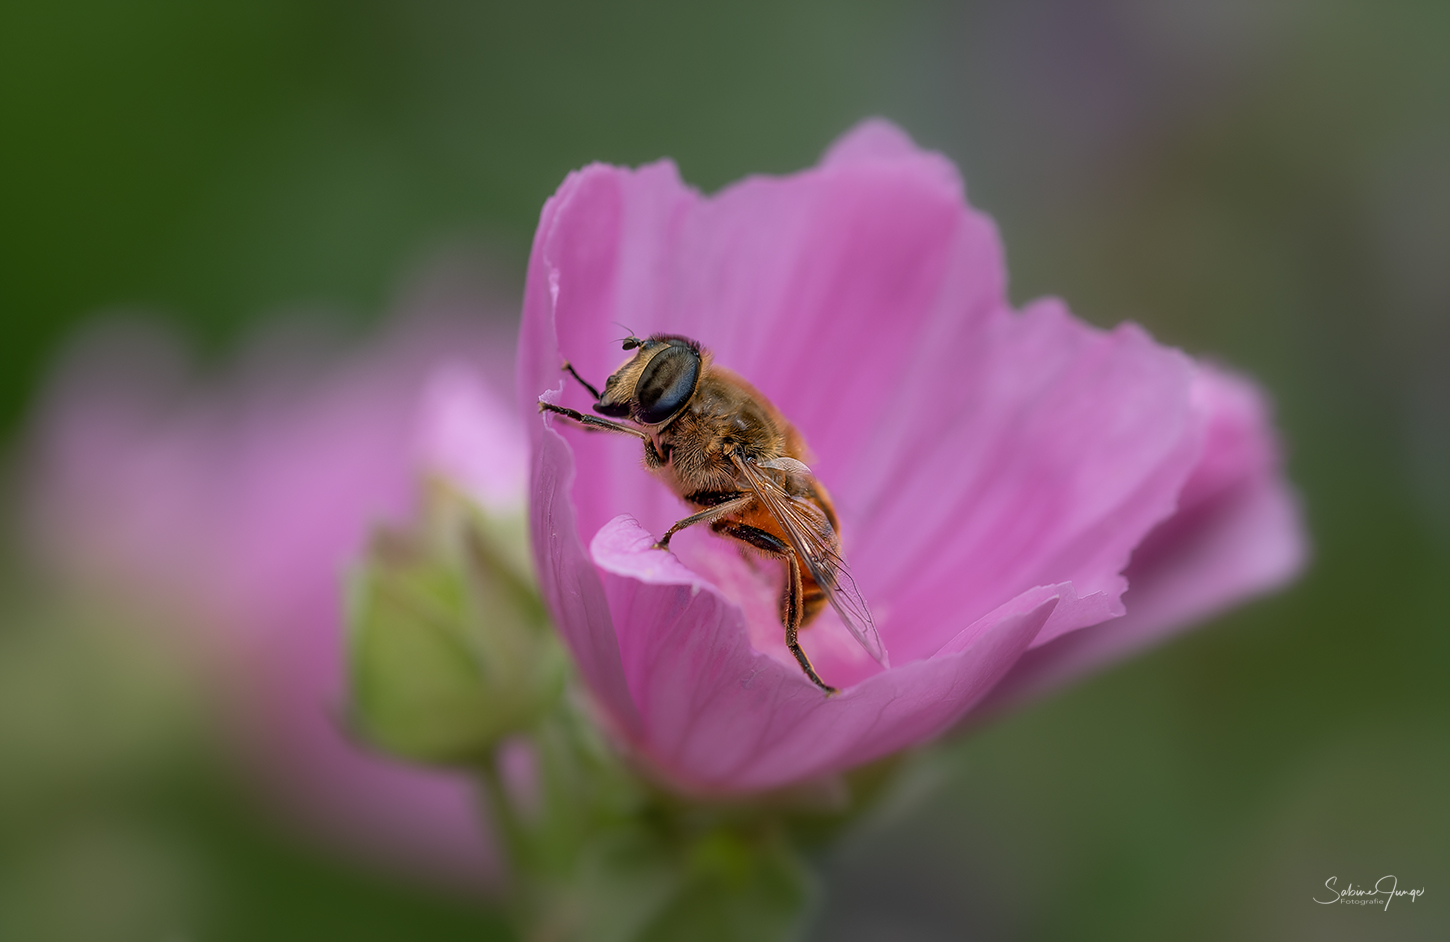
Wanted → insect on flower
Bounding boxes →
[540,333,887,693]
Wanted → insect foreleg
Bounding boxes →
[711,521,837,695]
[560,362,603,400]
[538,401,669,468]
[539,401,641,436]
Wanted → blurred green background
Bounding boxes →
[2,0,1446,939]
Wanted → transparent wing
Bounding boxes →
[733,454,888,667]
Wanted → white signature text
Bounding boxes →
[1314,875,1424,910]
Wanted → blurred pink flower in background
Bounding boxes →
[26,285,525,888]
[518,120,1305,793]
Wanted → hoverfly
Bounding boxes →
[539,334,886,694]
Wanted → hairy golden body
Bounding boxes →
[647,362,838,628]
[540,334,882,693]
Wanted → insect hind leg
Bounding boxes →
[711,520,837,695]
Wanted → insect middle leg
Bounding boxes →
[711,520,837,695]
[654,494,753,550]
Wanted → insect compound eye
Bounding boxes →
[634,343,700,425]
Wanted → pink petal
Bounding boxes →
[590,517,1057,791]
[528,407,645,738]
[848,299,1204,663]
[980,365,1307,709]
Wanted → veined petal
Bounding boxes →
[590,517,1056,791]
[980,365,1307,709]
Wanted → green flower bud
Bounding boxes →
[345,482,565,763]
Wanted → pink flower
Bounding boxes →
[517,120,1305,793]
[27,304,524,887]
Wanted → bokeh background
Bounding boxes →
[3,1,1446,939]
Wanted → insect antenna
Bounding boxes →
[611,322,643,350]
